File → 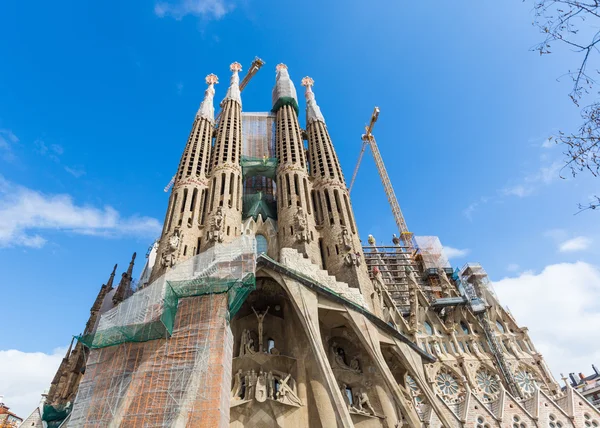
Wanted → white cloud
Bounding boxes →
[559,236,592,252]
[64,166,86,178]
[494,262,600,379]
[0,129,18,162]
[0,176,161,248]
[443,246,470,259]
[502,161,562,198]
[502,184,534,198]
[0,347,67,418]
[541,138,554,148]
[154,0,232,20]
[506,263,520,272]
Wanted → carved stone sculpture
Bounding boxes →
[252,306,269,352]
[354,388,376,415]
[294,206,310,243]
[331,342,361,373]
[231,369,243,399]
[209,206,225,243]
[255,370,267,402]
[276,373,302,406]
[160,227,181,268]
[340,226,352,251]
[344,251,361,267]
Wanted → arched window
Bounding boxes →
[496,320,505,333]
[423,321,433,335]
[256,234,268,255]
[460,321,469,335]
[267,338,275,353]
[345,387,354,405]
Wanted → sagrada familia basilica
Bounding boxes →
[25,61,600,427]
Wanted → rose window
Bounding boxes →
[475,369,500,396]
[436,370,460,396]
[514,369,536,394]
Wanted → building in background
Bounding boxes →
[0,397,22,427]
[567,366,600,411]
[32,61,600,427]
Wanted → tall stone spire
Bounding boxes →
[85,263,117,334]
[302,76,325,126]
[224,63,242,106]
[151,74,219,281]
[196,73,218,123]
[303,77,374,306]
[272,65,321,264]
[201,63,244,252]
[113,253,136,305]
[105,263,117,288]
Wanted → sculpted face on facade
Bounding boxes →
[38,61,600,428]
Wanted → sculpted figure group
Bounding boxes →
[339,383,377,416]
[231,368,302,407]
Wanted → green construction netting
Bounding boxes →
[271,96,299,115]
[242,192,277,221]
[77,236,257,349]
[42,404,70,428]
[241,156,278,180]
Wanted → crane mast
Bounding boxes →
[349,107,413,250]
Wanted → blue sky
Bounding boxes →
[1,0,599,417]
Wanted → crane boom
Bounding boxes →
[239,57,265,91]
[350,107,413,249]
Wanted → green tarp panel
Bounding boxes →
[242,192,277,221]
[241,156,278,180]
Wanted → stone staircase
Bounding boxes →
[279,248,367,308]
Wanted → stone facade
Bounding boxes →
[39,62,600,427]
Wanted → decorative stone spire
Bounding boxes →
[196,74,218,123]
[301,76,325,125]
[272,64,298,114]
[224,62,242,106]
[106,263,117,288]
[113,253,136,305]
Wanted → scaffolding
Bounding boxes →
[363,243,418,314]
[65,236,256,427]
[241,113,278,222]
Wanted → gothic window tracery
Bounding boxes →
[459,321,469,335]
[512,415,527,428]
[476,416,491,428]
[584,413,600,427]
[475,368,500,400]
[434,368,463,402]
[548,413,564,428]
[496,320,505,333]
[514,367,537,395]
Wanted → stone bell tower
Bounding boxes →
[151,74,218,281]
[272,64,321,264]
[201,62,244,251]
[302,77,374,300]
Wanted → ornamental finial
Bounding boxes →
[276,63,288,72]
[230,62,242,73]
[205,74,218,85]
[301,76,314,88]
